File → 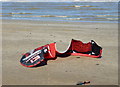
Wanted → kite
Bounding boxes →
[20,39,102,67]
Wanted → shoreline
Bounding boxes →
[2,19,118,85]
[2,18,118,24]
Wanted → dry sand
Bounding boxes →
[2,19,118,85]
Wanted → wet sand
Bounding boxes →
[2,19,118,85]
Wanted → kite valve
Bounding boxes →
[43,48,48,53]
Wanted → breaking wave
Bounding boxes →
[71,5,96,8]
[67,18,83,20]
[12,15,68,18]
[94,17,118,20]
[6,12,32,15]
[96,15,118,17]
[67,17,118,21]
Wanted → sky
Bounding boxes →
[0,0,119,2]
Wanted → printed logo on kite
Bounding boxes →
[20,48,46,67]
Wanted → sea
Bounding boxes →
[1,2,119,23]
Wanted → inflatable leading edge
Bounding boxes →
[20,39,102,67]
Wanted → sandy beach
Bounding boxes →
[2,19,118,85]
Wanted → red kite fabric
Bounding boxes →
[20,39,102,67]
